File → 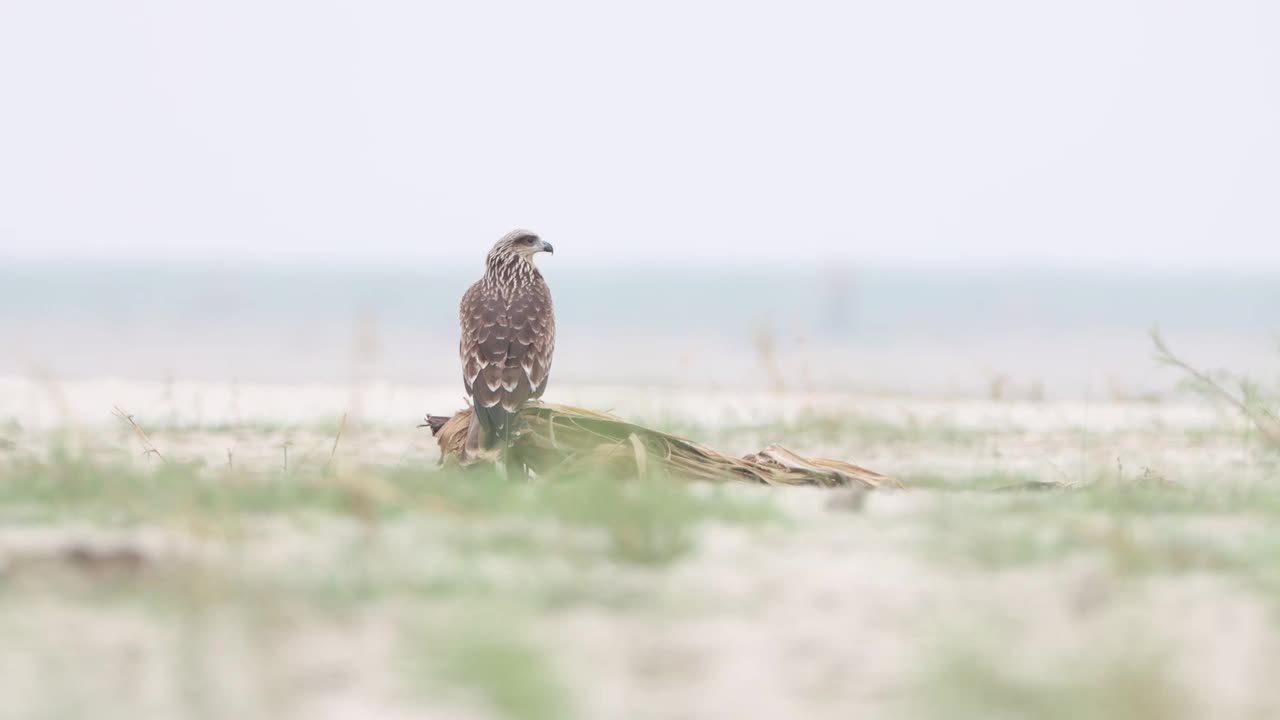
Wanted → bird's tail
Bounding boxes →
[464,403,513,454]
[462,403,530,479]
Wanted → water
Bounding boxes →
[3,264,1277,397]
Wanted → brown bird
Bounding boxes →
[459,229,556,461]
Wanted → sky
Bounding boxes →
[0,0,1277,269]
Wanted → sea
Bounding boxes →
[3,264,1277,400]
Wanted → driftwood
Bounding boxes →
[423,403,900,490]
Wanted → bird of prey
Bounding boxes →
[459,229,556,461]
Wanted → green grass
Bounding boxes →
[901,470,1048,491]
[647,410,988,450]
[0,451,781,620]
[0,454,777,623]
[10,403,1280,719]
[405,610,572,720]
[0,449,780,720]
[911,644,1192,720]
[764,411,987,447]
[146,418,353,434]
[922,477,1280,620]
[928,512,1260,574]
[0,453,774,541]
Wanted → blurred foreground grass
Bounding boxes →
[0,446,778,720]
[4,393,1280,719]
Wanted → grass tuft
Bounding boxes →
[912,645,1192,720]
[406,612,571,720]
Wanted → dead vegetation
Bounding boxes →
[424,402,899,489]
[111,405,166,463]
[1152,329,1280,447]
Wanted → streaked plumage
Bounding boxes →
[459,229,556,458]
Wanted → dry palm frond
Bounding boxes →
[423,403,900,490]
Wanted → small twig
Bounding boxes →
[281,440,293,472]
[1152,329,1253,416]
[111,405,166,463]
[1041,456,1076,487]
[324,414,348,477]
[1151,328,1280,444]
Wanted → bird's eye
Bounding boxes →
[522,236,537,245]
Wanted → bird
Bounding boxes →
[458,229,556,465]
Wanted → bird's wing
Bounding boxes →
[460,282,554,412]
[459,281,486,397]
[524,283,554,399]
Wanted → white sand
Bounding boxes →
[2,377,1278,719]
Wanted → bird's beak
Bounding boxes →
[540,240,555,255]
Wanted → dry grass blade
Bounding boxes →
[424,403,899,489]
[111,405,166,463]
[628,434,649,480]
[324,413,348,477]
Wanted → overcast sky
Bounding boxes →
[1,1,1277,269]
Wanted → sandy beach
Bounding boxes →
[5,0,1278,713]
[3,375,1278,719]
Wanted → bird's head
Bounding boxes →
[487,229,554,267]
